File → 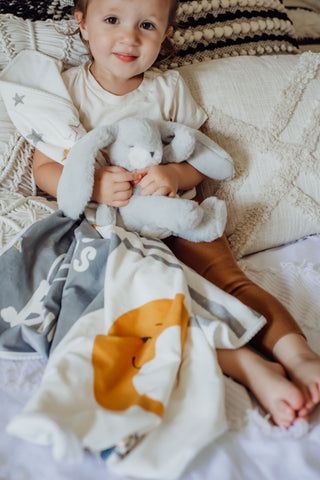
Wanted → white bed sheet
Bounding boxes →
[1,234,320,480]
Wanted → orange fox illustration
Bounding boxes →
[92,293,189,417]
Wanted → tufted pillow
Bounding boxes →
[178,52,320,259]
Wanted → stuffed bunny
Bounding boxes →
[57,117,234,242]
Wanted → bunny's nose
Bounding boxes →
[128,147,161,168]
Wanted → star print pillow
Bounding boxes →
[179,52,320,258]
[0,50,87,164]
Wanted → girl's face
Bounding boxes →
[75,0,173,93]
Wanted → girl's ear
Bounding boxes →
[166,26,174,36]
[74,10,89,40]
[163,25,173,41]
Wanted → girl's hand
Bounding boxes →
[92,165,135,207]
[136,164,179,198]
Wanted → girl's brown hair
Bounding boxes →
[73,0,178,63]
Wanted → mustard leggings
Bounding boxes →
[164,234,303,358]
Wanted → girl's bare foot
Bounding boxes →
[273,334,320,417]
[217,347,305,427]
[248,360,306,427]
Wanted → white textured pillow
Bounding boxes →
[179,52,320,259]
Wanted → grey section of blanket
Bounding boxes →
[0,211,117,357]
[189,286,246,337]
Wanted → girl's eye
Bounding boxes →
[141,22,155,31]
[105,16,119,25]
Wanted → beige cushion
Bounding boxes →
[179,52,320,258]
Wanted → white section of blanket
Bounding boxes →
[5,225,265,479]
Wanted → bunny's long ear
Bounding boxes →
[188,129,234,180]
[57,125,116,219]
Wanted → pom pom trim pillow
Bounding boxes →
[178,52,320,259]
[157,0,299,68]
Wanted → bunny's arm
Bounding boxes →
[187,129,234,180]
[57,125,117,219]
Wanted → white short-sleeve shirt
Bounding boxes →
[62,63,207,132]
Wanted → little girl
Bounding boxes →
[33,0,320,428]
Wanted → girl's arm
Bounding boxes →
[33,148,63,198]
[33,148,135,207]
[137,162,206,197]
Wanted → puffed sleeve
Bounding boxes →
[168,71,208,129]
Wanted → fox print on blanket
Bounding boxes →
[92,294,189,416]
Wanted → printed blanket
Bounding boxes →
[0,211,265,479]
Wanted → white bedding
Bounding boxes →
[2,233,320,480]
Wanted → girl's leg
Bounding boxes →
[164,234,303,357]
[164,234,320,417]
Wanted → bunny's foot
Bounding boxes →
[177,197,227,242]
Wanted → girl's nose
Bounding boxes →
[119,25,140,45]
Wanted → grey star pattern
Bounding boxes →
[27,129,44,146]
[68,122,83,141]
[13,93,25,106]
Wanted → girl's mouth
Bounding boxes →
[114,53,137,63]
